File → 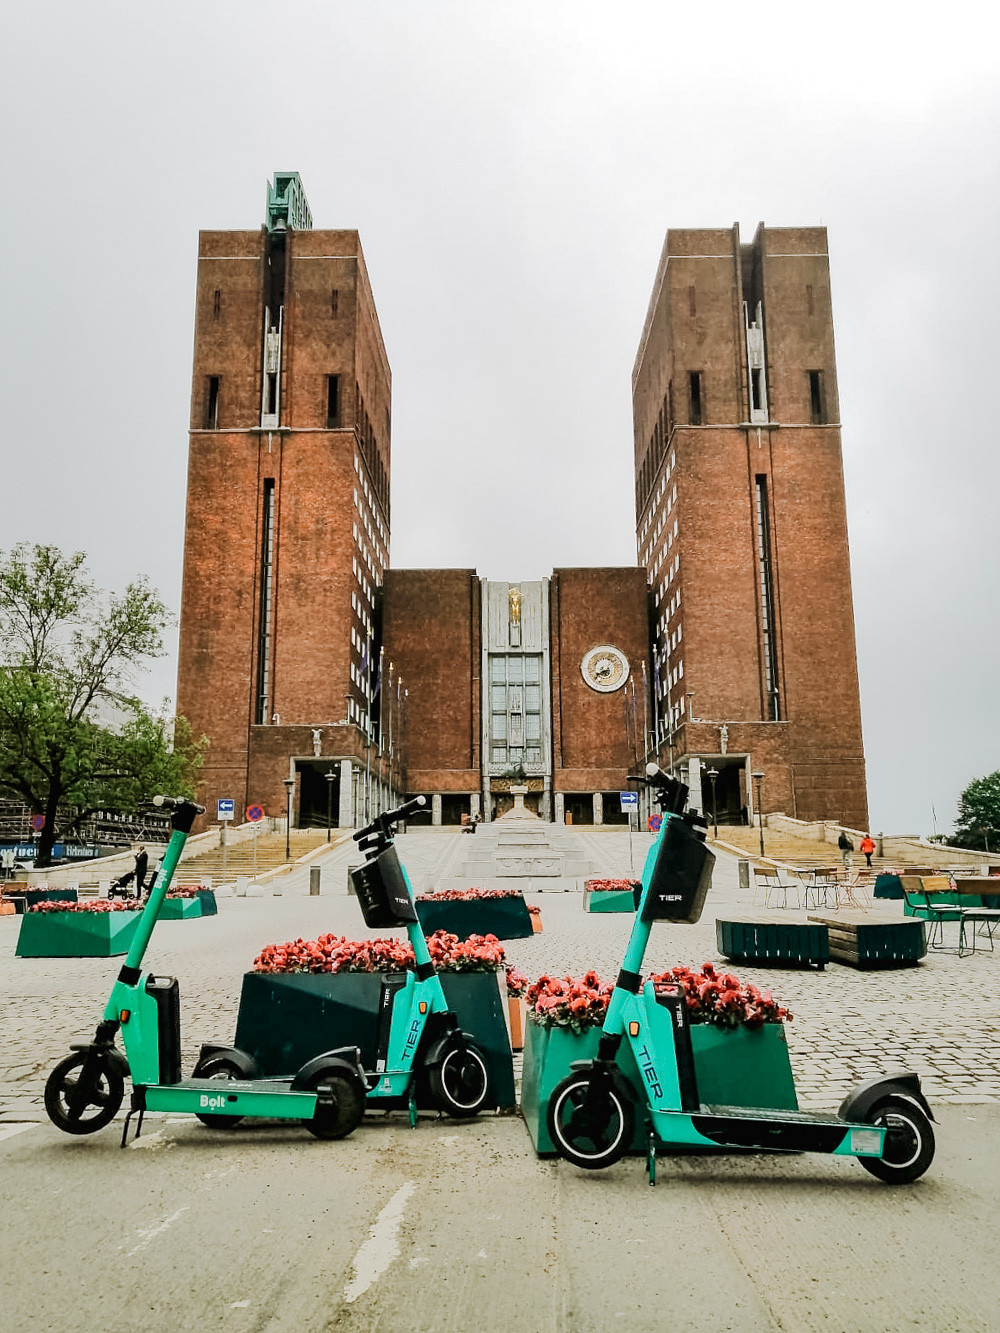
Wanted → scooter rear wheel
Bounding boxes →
[306,1073,365,1140]
[45,1051,124,1135]
[192,1056,246,1129]
[547,1072,634,1170]
[429,1043,490,1118]
[858,1095,935,1184]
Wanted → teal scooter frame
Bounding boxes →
[547,765,936,1186]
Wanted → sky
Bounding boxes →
[2,1,998,835]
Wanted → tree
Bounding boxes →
[0,543,204,866]
[950,771,1000,852]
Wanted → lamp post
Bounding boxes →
[283,775,295,862]
[751,770,765,858]
[706,766,719,840]
[325,769,336,842]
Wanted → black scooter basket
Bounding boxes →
[350,846,418,929]
[641,815,715,924]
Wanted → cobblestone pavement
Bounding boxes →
[3,827,998,1117]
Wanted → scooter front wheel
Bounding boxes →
[858,1096,935,1184]
[191,1056,246,1128]
[547,1072,634,1170]
[45,1051,125,1135]
[306,1073,365,1140]
[429,1043,490,1118]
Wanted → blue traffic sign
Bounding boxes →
[620,791,639,810]
[217,798,235,821]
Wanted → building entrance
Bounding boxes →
[699,759,747,827]
[295,761,341,830]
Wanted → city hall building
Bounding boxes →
[176,176,868,832]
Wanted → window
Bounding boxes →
[212,289,221,320]
[755,475,781,720]
[255,480,276,724]
[266,373,277,417]
[327,375,340,428]
[808,370,825,424]
[689,371,702,426]
[806,284,814,315]
[750,367,762,412]
[331,288,339,316]
[688,285,696,316]
[488,654,543,769]
[205,376,220,429]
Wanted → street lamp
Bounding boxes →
[325,769,336,842]
[751,770,765,858]
[706,766,719,840]
[283,775,295,861]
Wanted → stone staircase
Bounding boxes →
[711,825,913,874]
[174,828,345,887]
[439,820,595,891]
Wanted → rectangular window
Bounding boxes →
[689,371,702,426]
[266,373,278,417]
[206,376,220,429]
[808,370,825,424]
[255,480,276,724]
[755,475,781,720]
[806,284,814,315]
[750,367,762,412]
[212,289,221,320]
[688,285,697,316]
[327,375,340,428]
[331,288,339,316]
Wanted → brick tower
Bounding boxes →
[632,224,868,828]
[176,174,393,828]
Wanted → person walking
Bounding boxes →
[860,834,876,868]
[133,844,148,898]
[837,831,854,872]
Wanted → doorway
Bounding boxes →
[296,762,341,830]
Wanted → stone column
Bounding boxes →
[338,759,354,828]
[541,776,552,822]
[686,757,703,815]
[554,792,565,824]
[593,792,604,825]
[470,791,481,819]
[432,793,442,826]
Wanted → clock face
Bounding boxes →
[581,645,630,693]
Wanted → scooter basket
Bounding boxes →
[350,846,418,928]
[641,816,715,924]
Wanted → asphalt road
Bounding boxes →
[2,1104,999,1333]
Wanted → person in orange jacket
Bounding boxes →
[860,834,876,868]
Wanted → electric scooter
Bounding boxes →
[546,764,936,1185]
[44,795,489,1146]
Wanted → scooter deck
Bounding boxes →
[653,1104,884,1156]
[142,1079,317,1120]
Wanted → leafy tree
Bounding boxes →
[949,771,1000,852]
[0,543,204,866]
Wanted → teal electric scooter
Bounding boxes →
[547,765,936,1185]
[44,795,489,1145]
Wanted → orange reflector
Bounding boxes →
[419,1002,427,1014]
[628,1021,640,1037]
[119,1010,131,1024]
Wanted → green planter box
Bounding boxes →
[15,910,141,958]
[874,874,904,900]
[159,889,218,920]
[25,888,79,909]
[717,918,829,969]
[415,896,533,939]
[520,1019,797,1155]
[234,969,515,1109]
[583,889,637,914]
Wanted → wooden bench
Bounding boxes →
[716,917,830,969]
[808,912,926,968]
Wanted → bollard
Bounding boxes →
[346,864,362,895]
[738,860,750,891]
[310,865,321,896]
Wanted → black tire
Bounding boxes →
[306,1072,366,1140]
[428,1043,490,1118]
[45,1051,125,1135]
[191,1056,246,1129]
[547,1071,634,1170]
[858,1095,935,1184]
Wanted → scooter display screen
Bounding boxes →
[641,817,715,924]
[351,846,418,928]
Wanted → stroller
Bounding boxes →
[108,871,136,901]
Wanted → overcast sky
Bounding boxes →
[3,1,998,835]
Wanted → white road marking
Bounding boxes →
[230,1301,251,1309]
[0,1123,38,1143]
[344,1181,416,1304]
[125,1206,190,1257]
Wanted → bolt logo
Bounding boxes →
[636,1044,663,1099]
[199,1093,229,1109]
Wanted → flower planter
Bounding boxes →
[583,889,637,914]
[530,912,542,933]
[15,910,140,958]
[234,969,515,1109]
[25,888,80,911]
[520,1019,797,1156]
[159,889,218,920]
[415,896,534,940]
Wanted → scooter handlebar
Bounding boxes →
[152,795,207,815]
[353,795,427,842]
